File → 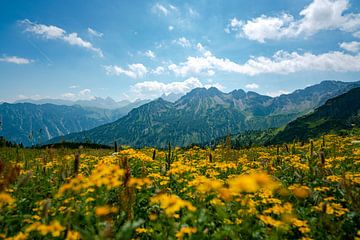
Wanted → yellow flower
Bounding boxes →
[176,227,197,240]
[189,176,223,194]
[314,202,349,217]
[210,198,225,206]
[31,215,41,220]
[0,192,15,207]
[149,213,158,221]
[128,177,152,189]
[314,186,330,192]
[25,220,65,237]
[288,185,311,198]
[50,220,65,237]
[258,215,287,229]
[263,202,293,215]
[227,172,279,196]
[150,194,196,217]
[235,218,243,225]
[85,197,95,203]
[5,232,28,240]
[135,227,153,234]
[95,205,118,216]
[66,230,81,240]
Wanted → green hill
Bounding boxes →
[271,87,360,143]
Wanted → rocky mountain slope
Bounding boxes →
[49,80,360,148]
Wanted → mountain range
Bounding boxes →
[0,99,148,146]
[48,80,360,148]
[271,86,360,143]
[14,96,150,110]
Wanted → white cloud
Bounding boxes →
[16,94,43,100]
[87,27,103,37]
[227,0,360,42]
[242,14,294,43]
[20,19,103,57]
[173,37,191,48]
[245,83,259,89]
[266,90,290,97]
[195,43,212,57]
[63,33,103,57]
[188,7,199,17]
[144,50,156,59]
[152,3,197,31]
[0,56,33,64]
[340,41,360,52]
[61,89,94,100]
[152,66,165,75]
[353,31,360,38]
[168,49,360,76]
[225,17,243,34]
[104,63,148,78]
[69,85,79,89]
[21,19,65,39]
[61,93,76,100]
[152,3,170,16]
[169,4,177,11]
[79,88,91,96]
[130,77,224,99]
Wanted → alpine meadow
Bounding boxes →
[1,0,360,239]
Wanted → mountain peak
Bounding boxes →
[183,87,222,98]
[47,80,360,148]
[141,97,172,108]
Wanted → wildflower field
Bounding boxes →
[1,134,360,239]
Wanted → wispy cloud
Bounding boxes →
[151,3,198,30]
[187,7,199,17]
[0,55,33,64]
[144,50,156,59]
[61,88,94,100]
[104,63,148,79]
[20,19,103,57]
[152,66,166,75]
[340,41,360,53]
[87,27,103,38]
[245,83,259,89]
[152,3,172,16]
[16,94,43,100]
[172,37,191,48]
[227,0,360,42]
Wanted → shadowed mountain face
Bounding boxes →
[271,87,360,143]
[0,97,151,146]
[49,80,360,148]
[0,103,133,146]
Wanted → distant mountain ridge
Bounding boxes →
[14,97,150,110]
[271,87,360,143]
[49,80,360,148]
[0,100,147,146]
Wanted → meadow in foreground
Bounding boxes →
[1,134,360,239]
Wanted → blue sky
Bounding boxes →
[1,0,360,102]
